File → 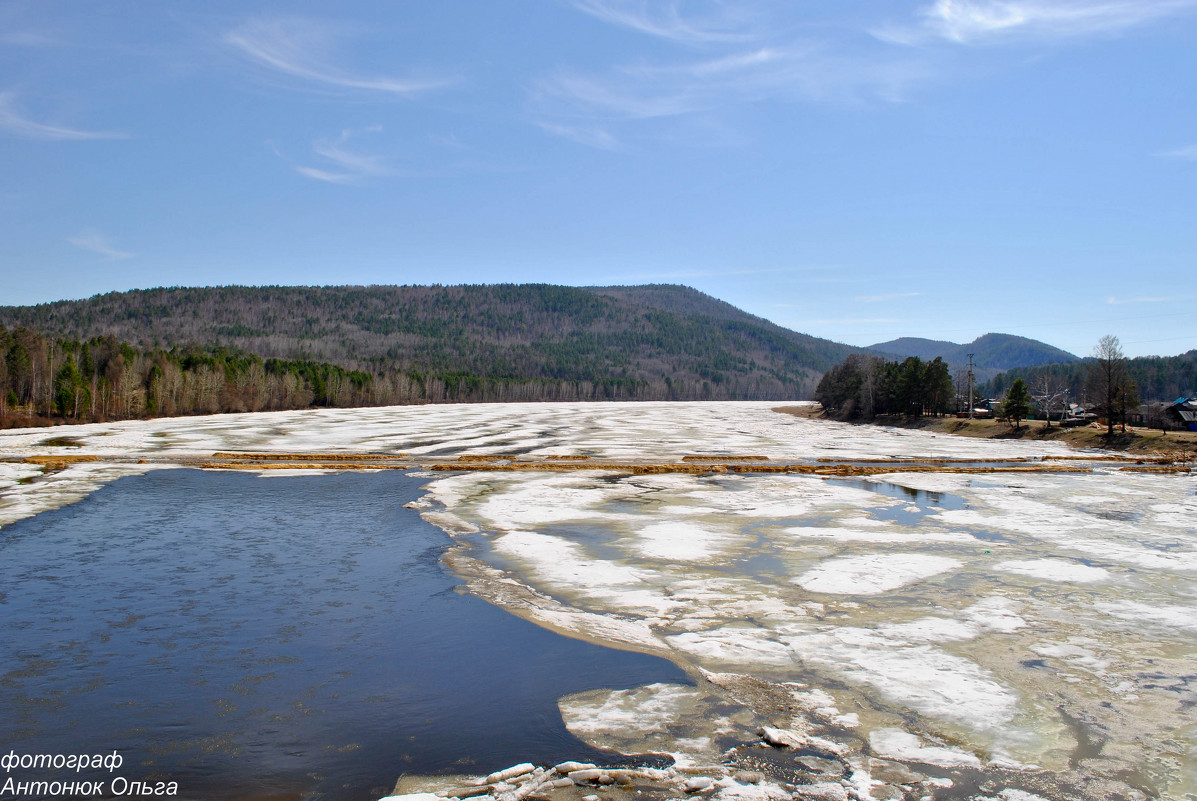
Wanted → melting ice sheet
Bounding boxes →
[2,401,1195,798]
[436,466,1197,796]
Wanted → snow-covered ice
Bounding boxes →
[793,553,962,595]
[868,728,982,767]
[992,559,1111,583]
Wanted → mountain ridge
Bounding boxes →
[0,283,859,401]
[869,333,1079,378]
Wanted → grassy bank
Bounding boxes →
[775,405,1197,457]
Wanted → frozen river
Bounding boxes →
[1,401,1194,800]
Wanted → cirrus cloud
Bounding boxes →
[0,92,128,141]
[68,229,133,260]
[874,0,1197,46]
[567,0,758,43]
[225,17,454,96]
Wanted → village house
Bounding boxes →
[1168,396,1197,431]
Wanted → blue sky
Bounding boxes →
[1,1,1194,358]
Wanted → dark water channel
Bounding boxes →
[0,470,687,801]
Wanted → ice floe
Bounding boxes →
[992,559,1111,583]
[784,524,976,544]
[492,530,676,616]
[793,554,963,595]
[557,681,756,765]
[667,626,796,669]
[1093,600,1197,633]
[869,728,982,767]
[636,521,740,561]
[785,618,1020,730]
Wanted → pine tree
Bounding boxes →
[1002,377,1031,428]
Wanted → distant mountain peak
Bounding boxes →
[868,333,1078,375]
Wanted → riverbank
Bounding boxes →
[774,405,1197,458]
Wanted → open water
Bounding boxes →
[0,470,687,801]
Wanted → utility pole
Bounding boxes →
[967,353,975,420]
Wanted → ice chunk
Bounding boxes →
[793,554,962,595]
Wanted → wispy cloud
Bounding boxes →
[1107,295,1168,304]
[68,230,133,260]
[536,2,943,148]
[1159,143,1197,161]
[531,43,930,147]
[547,0,1197,148]
[856,291,920,303]
[288,128,395,184]
[875,0,1197,46]
[292,166,357,185]
[535,121,621,150]
[535,70,703,121]
[224,17,453,95]
[0,92,128,141]
[567,0,757,43]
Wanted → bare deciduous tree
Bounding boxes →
[1086,335,1130,436]
[1032,373,1069,428]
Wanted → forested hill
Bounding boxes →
[0,284,858,401]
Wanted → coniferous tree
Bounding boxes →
[1002,378,1032,428]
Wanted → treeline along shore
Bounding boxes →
[0,324,777,427]
[817,348,1197,421]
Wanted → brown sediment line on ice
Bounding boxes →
[682,455,768,461]
[212,452,407,461]
[1042,454,1172,463]
[425,461,1094,476]
[1118,465,1194,473]
[22,454,101,464]
[815,456,1038,464]
[201,462,411,470]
